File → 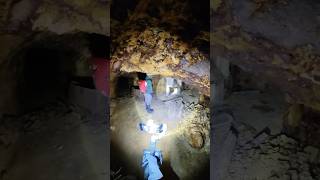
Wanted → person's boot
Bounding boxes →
[146,105,153,113]
[139,122,147,132]
[148,106,154,113]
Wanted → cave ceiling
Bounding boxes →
[0,0,109,35]
[111,0,210,96]
[0,0,319,107]
[0,0,109,68]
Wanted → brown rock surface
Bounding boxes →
[211,0,320,110]
[111,0,210,96]
[0,0,109,35]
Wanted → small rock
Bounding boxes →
[289,160,299,169]
[56,145,64,151]
[299,171,313,180]
[110,126,115,131]
[288,170,299,180]
[279,148,290,156]
[278,134,296,145]
[304,146,319,162]
[252,132,269,147]
[268,146,280,154]
[297,152,308,162]
[282,174,291,180]
[269,141,279,148]
[259,144,270,154]
[184,128,204,149]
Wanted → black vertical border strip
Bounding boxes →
[106,2,111,180]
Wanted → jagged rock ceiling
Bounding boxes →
[0,0,319,109]
[0,0,109,35]
[111,0,210,96]
[212,0,320,110]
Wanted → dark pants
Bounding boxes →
[144,93,152,107]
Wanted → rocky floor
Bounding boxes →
[222,91,320,180]
[0,101,108,180]
[226,124,320,180]
[225,91,287,135]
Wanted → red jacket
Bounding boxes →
[139,80,146,93]
[90,57,109,97]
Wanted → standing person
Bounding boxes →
[138,74,154,113]
[145,75,154,113]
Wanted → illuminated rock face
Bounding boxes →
[212,1,320,179]
[111,0,210,96]
[212,0,320,110]
[111,26,210,96]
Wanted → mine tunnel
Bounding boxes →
[0,32,109,180]
[110,72,210,179]
[17,40,74,112]
[110,0,210,179]
[0,0,319,179]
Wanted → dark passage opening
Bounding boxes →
[0,33,110,180]
[87,33,110,58]
[18,45,75,113]
[115,75,134,97]
[137,72,146,80]
[24,48,61,90]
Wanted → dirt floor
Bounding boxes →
[110,88,210,180]
[0,101,108,180]
[110,94,181,179]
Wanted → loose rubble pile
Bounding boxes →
[226,124,320,180]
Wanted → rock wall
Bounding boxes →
[0,32,93,114]
[0,0,109,114]
[0,0,109,35]
[211,0,320,110]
